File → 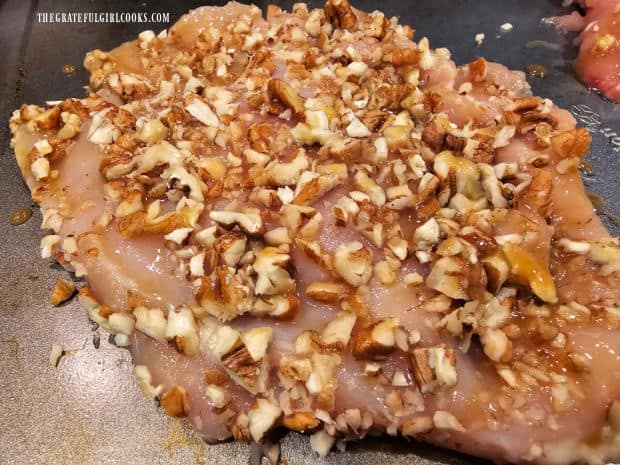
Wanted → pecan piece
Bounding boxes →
[422,121,446,152]
[469,57,487,82]
[221,344,261,386]
[409,346,457,393]
[160,385,190,417]
[248,122,272,152]
[268,78,305,114]
[520,110,558,129]
[510,97,541,113]
[368,83,411,111]
[361,109,389,132]
[444,134,466,153]
[324,0,358,30]
[391,48,421,66]
[50,279,76,306]
[516,168,552,216]
[282,412,320,432]
[551,128,591,159]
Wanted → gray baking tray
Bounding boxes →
[1,1,618,464]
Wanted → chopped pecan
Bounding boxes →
[160,385,190,417]
[351,318,399,360]
[520,110,558,130]
[268,78,305,114]
[50,279,76,306]
[367,83,411,111]
[409,346,457,393]
[422,121,446,152]
[361,110,389,132]
[469,57,487,82]
[34,107,62,131]
[391,48,421,66]
[282,412,319,432]
[248,122,272,153]
[470,140,495,164]
[247,49,275,75]
[204,368,229,385]
[424,92,442,112]
[444,134,466,153]
[324,0,358,31]
[426,256,470,300]
[516,168,552,216]
[413,196,440,224]
[510,97,541,113]
[551,128,591,159]
[221,344,261,386]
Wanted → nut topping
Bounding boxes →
[210,325,273,394]
[410,346,457,392]
[160,385,190,417]
[50,279,76,306]
[351,318,399,360]
[268,79,305,114]
[333,241,373,287]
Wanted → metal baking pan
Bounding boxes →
[0,1,617,464]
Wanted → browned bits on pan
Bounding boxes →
[469,57,488,82]
[551,128,592,159]
[324,0,358,31]
[62,64,77,74]
[9,207,32,226]
[160,385,190,417]
[268,78,306,114]
[50,279,76,306]
[579,159,594,175]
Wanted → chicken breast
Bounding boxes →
[549,0,620,102]
[10,1,620,464]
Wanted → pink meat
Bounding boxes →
[549,0,620,101]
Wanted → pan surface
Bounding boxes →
[0,1,618,464]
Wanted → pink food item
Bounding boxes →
[9,1,620,463]
[549,0,620,101]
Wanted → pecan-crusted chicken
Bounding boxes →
[10,1,620,464]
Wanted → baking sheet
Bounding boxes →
[0,1,618,464]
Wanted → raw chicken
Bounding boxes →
[10,1,620,464]
[549,0,620,102]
